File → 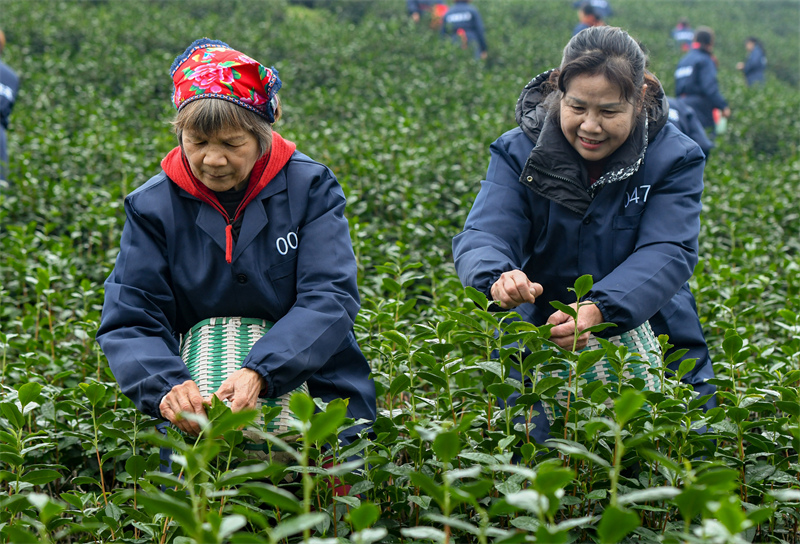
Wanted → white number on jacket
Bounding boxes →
[276,231,298,255]
[625,185,651,208]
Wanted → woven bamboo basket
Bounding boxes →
[541,320,661,422]
[180,317,307,457]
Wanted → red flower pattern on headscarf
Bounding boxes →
[170,39,281,123]
[187,63,235,90]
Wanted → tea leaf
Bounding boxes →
[597,505,640,543]
[22,469,61,486]
[618,487,680,505]
[137,492,195,527]
[240,483,302,513]
[614,390,645,426]
[347,502,380,532]
[289,392,315,423]
[269,512,327,543]
[17,383,42,408]
[432,431,461,464]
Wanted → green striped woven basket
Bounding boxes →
[180,317,308,440]
[542,320,661,422]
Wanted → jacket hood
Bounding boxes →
[514,69,669,214]
[161,131,297,263]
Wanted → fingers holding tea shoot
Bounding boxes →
[491,270,543,309]
[160,379,209,435]
[213,368,267,413]
[547,302,603,350]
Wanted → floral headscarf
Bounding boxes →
[170,38,281,123]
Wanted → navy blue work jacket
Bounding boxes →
[0,58,20,179]
[441,3,488,56]
[743,44,766,86]
[0,59,18,131]
[674,48,728,129]
[407,0,437,14]
[453,121,713,389]
[97,151,377,435]
[667,96,713,157]
[572,0,613,19]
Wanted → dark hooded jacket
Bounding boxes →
[453,70,714,394]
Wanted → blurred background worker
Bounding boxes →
[572,2,605,36]
[736,37,767,86]
[674,26,730,134]
[0,29,20,186]
[407,0,448,29]
[441,0,488,60]
[572,0,613,21]
[671,17,694,52]
[667,96,714,157]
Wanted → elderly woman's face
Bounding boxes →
[182,127,261,192]
[560,73,639,163]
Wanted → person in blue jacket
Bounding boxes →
[96,39,376,446]
[674,26,730,132]
[736,37,767,86]
[667,96,713,157]
[671,18,694,53]
[0,29,20,185]
[572,3,605,37]
[407,0,447,27]
[572,0,613,20]
[453,26,716,444]
[441,0,488,60]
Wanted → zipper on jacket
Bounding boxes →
[530,164,590,195]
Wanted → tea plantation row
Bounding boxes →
[0,0,799,543]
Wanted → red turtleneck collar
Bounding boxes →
[161,132,297,263]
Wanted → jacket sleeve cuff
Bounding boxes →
[241,362,275,398]
[583,296,617,338]
[484,272,505,312]
[153,381,178,420]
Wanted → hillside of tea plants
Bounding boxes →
[1,0,799,542]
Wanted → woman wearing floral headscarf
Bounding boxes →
[96,39,376,443]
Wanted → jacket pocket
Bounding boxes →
[266,256,298,312]
[612,214,642,265]
[268,256,297,282]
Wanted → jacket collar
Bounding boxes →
[161,132,296,209]
[515,69,669,215]
[160,132,297,263]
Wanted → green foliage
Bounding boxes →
[1,0,800,542]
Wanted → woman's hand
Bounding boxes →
[159,380,210,436]
[491,270,543,309]
[547,302,603,351]
[211,368,266,413]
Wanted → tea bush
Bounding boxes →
[1,0,799,542]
